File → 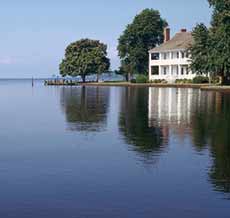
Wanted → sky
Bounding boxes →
[0,0,211,78]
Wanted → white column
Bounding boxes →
[169,65,172,81]
[178,65,181,78]
[149,53,152,80]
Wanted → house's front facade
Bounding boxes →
[149,28,195,83]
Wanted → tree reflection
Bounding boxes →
[60,86,110,132]
[119,87,166,165]
[192,92,230,194]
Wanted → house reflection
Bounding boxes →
[148,88,230,195]
[148,88,200,141]
[119,87,167,165]
[60,86,110,132]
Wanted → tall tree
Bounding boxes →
[209,0,230,83]
[190,24,211,75]
[117,9,167,80]
[190,0,230,84]
[60,39,110,82]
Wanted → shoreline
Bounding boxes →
[81,82,208,89]
[45,81,230,92]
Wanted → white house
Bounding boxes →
[149,28,195,83]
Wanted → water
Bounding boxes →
[0,79,230,218]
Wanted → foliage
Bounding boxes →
[59,39,110,82]
[117,9,168,80]
[210,75,221,84]
[190,24,211,74]
[150,79,167,84]
[192,76,209,84]
[130,78,137,83]
[175,79,193,84]
[190,0,230,84]
[135,74,149,83]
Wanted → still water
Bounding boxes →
[0,80,229,218]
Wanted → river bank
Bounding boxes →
[45,80,230,91]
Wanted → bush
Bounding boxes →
[210,76,220,84]
[192,76,209,84]
[150,79,167,84]
[135,75,149,83]
[130,78,136,83]
[175,79,193,84]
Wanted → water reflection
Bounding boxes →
[60,86,110,132]
[191,92,230,195]
[148,88,201,140]
[148,87,230,195]
[60,85,230,196]
[119,87,167,165]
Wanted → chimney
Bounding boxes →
[181,28,187,33]
[164,27,170,42]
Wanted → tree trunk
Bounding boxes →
[81,75,86,83]
[125,72,131,82]
[128,72,131,82]
[96,73,99,83]
[219,73,224,85]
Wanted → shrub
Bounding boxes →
[150,79,167,84]
[130,78,136,83]
[135,75,149,83]
[192,76,209,84]
[210,76,220,84]
[175,79,193,84]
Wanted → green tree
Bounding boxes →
[190,0,230,84]
[209,0,230,84]
[117,9,168,81]
[190,24,211,75]
[60,39,110,82]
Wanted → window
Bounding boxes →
[151,53,159,60]
[177,52,179,59]
[162,53,167,60]
[181,52,185,59]
[151,66,159,75]
[181,67,184,75]
[176,66,179,75]
[163,67,167,75]
[172,52,179,59]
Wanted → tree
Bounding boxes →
[190,24,211,75]
[190,0,230,84]
[117,9,168,81]
[209,0,230,84]
[60,39,110,82]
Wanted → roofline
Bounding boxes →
[149,48,189,53]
